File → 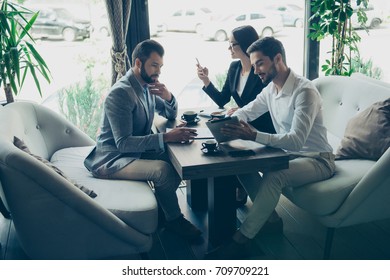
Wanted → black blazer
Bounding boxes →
[203,60,275,133]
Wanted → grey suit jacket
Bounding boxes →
[84,69,178,176]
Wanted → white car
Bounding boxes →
[351,3,383,29]
[200,12,284,41]
[157,7,213,33]
[264,3,304,28]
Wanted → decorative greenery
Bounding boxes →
[308,0,369,76]
[58,60,108,139]
[351,55,383,80]
[0,0,50,103]
[214,71,238,108]
[58,71,108,140]
[214,71,227,91]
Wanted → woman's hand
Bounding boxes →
[196,64,210,87]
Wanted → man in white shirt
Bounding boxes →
[206,37,335,259]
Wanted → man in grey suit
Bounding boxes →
[84,40,201,241]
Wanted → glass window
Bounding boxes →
[250,13,265,20]
[236,14,246,21]
[149,0,305,109]
[172,10,182,17]
[186,10,195,16]
[2,0,110,139]
[319,1,390,82]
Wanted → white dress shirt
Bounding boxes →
[233,70,333,153]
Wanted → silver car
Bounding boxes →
[200,12,284,41]
[157,7,213,33]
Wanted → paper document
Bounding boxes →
[198,108,226,118]
[166,127,214,139]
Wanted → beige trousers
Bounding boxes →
[237,153,336,239]
[107,153,182,222]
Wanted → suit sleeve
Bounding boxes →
[202,63,236,108]
[104,89,162,153]
[155,94,178,120]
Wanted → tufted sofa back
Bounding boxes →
[313,75,390,140]
[0,102,94,160]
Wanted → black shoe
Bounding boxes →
[165,216,202,241]
[258,218,284,236]
[204,239,254,260]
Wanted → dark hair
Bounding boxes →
[131,39,164,65]
[232,25,259,57]
[247,37,287,64]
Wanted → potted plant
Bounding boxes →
[308,0,369,76]
[0,0,50,103]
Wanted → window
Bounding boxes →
[149,0,305,109]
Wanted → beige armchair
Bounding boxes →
[282,75,390,259]
[0,102,158,259]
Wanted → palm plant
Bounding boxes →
[0,0,50,103]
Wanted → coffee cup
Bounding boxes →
[181,110,198,123]
[210,111,226,119]
[201,139,217,151]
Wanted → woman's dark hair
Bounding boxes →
[132,39,164,65]
[232,25,259,57]
[247,36,287,64]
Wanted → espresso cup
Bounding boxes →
[210,111,226,119]
[201,139,217,151]
[181,110,198,123]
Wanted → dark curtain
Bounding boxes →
[104,0,132,85]
[126,0,150,64]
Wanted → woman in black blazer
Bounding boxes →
[196,25,275,134]
[196,25,275,207]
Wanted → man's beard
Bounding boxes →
[140,64,158,83]
[261,63,277,85]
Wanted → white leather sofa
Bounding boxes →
[282,74,390,259]
[0,102,158,259]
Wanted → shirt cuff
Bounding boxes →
[255,131,271,145]
[158,133,165,152]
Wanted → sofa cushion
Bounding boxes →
[282,158,376,216]
[336,98,390,160]
[13,136,97,198]
[50,146,158,234]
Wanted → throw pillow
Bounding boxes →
[336,98,390,160]
[13,136,97,198]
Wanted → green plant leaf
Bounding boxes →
[24,42,51,83]
[1,0,50,98]
[26,61,42,97]
[19,12,38,42]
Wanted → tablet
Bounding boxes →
[205,116,241,143]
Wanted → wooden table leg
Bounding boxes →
[186,178,208,211]
[207,176,236,245]
[187,175,242,212]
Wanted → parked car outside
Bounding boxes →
[28,7,92,41]
[264,3,304,28]
[199,12,284,41]
[351,3,383,29]
[157,7,214,33]
[93,13,110,37]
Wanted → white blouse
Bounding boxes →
[236,73,249,97]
